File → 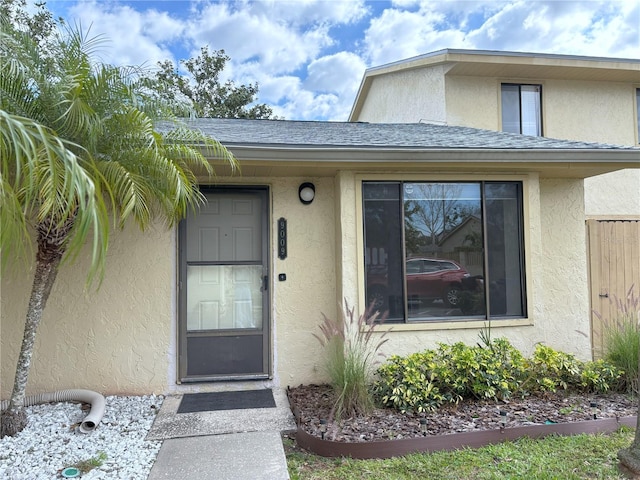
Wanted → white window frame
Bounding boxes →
[501,83,543,136]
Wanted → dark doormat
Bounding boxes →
[177,389,276,413]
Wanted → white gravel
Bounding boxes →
[0,395,164,479]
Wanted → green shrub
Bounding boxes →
[579,359,623,393]
[521,344,582,393]
[373,350,452,413]
[313,300,388,419]
[444,339,527,401]
[374,337,622,414]
[601,286,640,394]
[374,338,528,413]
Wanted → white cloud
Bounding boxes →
[185,1,354,74]
[45,0,640,121]
[362,1,640,68]
[140,9,187,43]
[179,1,371,119]
[305,52,367,96]
[63,1,183,66]
[362,7,468,66]
[245,0,369,26]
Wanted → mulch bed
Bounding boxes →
[288,384,638,443]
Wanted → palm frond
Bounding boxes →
[163,126,238,172]
[2,21,236,284]
[96,160,152,229]
[0,110,108,280]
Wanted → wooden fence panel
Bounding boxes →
[588,220,640,358]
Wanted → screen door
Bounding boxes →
[178,187,269,381]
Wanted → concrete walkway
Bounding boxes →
[146,388,296,480]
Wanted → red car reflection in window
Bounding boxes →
[367,258,472,310]
[405,258,470,306]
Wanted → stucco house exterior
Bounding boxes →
[349,49,640,215]
[1,118,638,398]
[349,49,640,356]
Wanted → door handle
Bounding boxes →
[261,275,268,291]
[599,293,609,298]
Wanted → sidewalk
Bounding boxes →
[146,388,296,480]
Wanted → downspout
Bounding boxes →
[0,389,105,433]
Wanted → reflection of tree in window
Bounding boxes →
[404,183,482,258]
[363,180,525,322]
[404,183,463,254]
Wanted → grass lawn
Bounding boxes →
[285,428,636,479]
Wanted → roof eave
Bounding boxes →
[216,144,640,163]
[349,48,640,121]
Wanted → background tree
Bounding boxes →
[404,183,464,251]
[0,2,236,437]
[145,46,276,119]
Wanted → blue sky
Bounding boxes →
[43,0,640,121]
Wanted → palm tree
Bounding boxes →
[0,19,236,437]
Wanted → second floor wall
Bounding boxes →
[352,51,640,218]
[356,71,639,146]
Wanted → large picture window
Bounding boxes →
[501,84,542,136]
[363,181,526,322]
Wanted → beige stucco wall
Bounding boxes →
[269,176,338,387]
[537,178,591,352]
[1,221,174,399]
[445,76,500,130]
[584,170,640,216]
[356,65,448,124]
[541,80,639,218]
[357,68,640,217]
[360,70,638,146]
[1,176,339,398]
[0,170,596,398]
[543,80,636,145]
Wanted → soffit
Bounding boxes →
[363,50,640,82]
[446,61,640,82]
[206,148,640,180]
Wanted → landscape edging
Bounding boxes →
[288,392,636,459]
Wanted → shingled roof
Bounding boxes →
[181,118,637,151]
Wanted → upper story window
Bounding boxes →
[363,181,527,323]
[501,84,542,136]
[636,88,639,143]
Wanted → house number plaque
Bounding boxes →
[278,217,287,259]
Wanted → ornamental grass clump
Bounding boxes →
[600,285,640,394]
[313,300,389,419]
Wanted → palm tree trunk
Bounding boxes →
[0,224,66,438]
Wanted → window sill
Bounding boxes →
[373,318,533,332]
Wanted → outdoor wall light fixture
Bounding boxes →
[298,182,315,205]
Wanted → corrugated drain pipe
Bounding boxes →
[0,389,105,433]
